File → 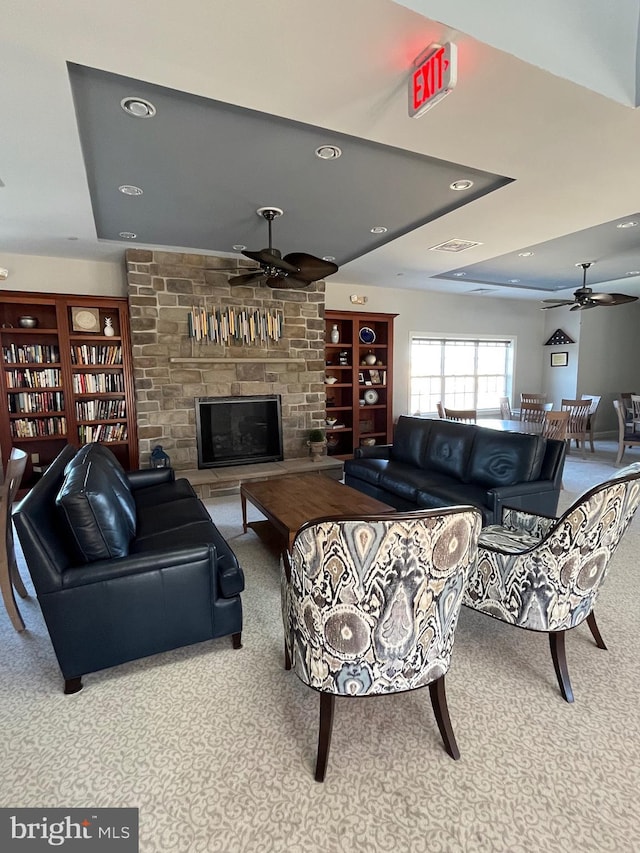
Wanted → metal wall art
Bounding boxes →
[188,306,283,345]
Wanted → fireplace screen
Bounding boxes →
[195,395,283,468]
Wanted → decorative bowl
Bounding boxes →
[18,315,38,328]
[324,375,337,384]
[325,417,338,427]
[361,438,376,447]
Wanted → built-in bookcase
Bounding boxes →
[324,311,396,458]
[0,290,138,491]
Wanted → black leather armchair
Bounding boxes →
[13,444,244,693]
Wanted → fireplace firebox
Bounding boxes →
[195,395,283,469]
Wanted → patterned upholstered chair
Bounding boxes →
[281,507,482,781]
[464,463,640,702]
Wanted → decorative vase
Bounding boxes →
[308,440,326,462]
[330,324,340,344]
[364,351,377,365]
[103,317,115,337]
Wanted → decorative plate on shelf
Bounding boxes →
[359,327,376,344]
[71,307,100,333]
[363,388,379,405]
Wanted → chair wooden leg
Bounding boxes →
[0,555,25,632]
[429,675,460,760]
[10,560,29,599]
[231,632,242,649]
[549,631,574,703]
[589,426,595,453]
[586,611,607,650]
[315,693,335,782]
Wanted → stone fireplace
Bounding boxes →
[125,249,326,470]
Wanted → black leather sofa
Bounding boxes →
[344,416,566,524]
[13,443,244,693]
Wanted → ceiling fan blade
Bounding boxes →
[284,253,339,282]
[590,292,639,305]
[540,301,574,309]
[243,248,299,274]
[265,275,311,289]
[228,271,266,286]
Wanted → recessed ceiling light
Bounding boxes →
[120,97,156,118]
[450,179,474,191]
[518,251,534,257]
[232,244,246,251]
[118,185,143,196]
[626,270,640,276]
[315,145,342,160]
[370,226,388,234]
[119,231,137,239]
[452,272,466,277]
[507,278,520,283]
[616,221,638,229]
[322,256,336,261]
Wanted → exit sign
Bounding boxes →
[409,42,457,118]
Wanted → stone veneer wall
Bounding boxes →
[125,249,326,469]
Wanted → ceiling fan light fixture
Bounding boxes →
[120,97,156,118]
[315,145,342,160]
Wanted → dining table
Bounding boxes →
[477,418,544,435]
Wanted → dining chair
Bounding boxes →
[521,393,547,405]
[560,398,592,458]
[282,507,483,781]
[613,399,640,465]
[630,395,640,431]
[436,401,445,418]
[542,410,569,441]
[499,397,512,419]
[518,402,546,427]
[443,407,476,423]
[0,448,29,632]
[464,462,640,702]
[580,394,601,452]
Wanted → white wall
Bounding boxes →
[326,282,545,417]
[541,306,581,409]
[0,253,125,297]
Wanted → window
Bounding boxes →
[410,336,513,415]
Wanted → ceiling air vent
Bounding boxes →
[429,239,483,252]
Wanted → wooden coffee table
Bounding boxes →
[241,472,394,552]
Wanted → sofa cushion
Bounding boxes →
[56,460,133,562]
[136,497,211,538]
[466,429,546,488]
[390,416,432,467]
[379,463,449,502]
[65,443,136,536]
[423,420,475,480]
[342,457,389,486]
[132,478,197,509]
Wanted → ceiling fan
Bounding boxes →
[225,207,338,289]
[541,262,639,311]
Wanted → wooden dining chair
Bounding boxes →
[580,394,601,452]
[521,393,547,405]
[0,448,29,632]
[499,397,512,419]
[613,399,640,465]
[443,407,476,424]
[542,410,569,441]
[630,395,640,431]
[436,401,445,418]
[561,399,592,458]
[519,402,546,426]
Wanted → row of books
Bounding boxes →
[78,423,127,443]
[5,367,61,388]
[75,399,126,421]
[3,343,60,364]
[72,373,125,393]
[70,344,122,365]
[10,417,67,438]
[8,391,64,414]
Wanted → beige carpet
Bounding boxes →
[2,441,640,852]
